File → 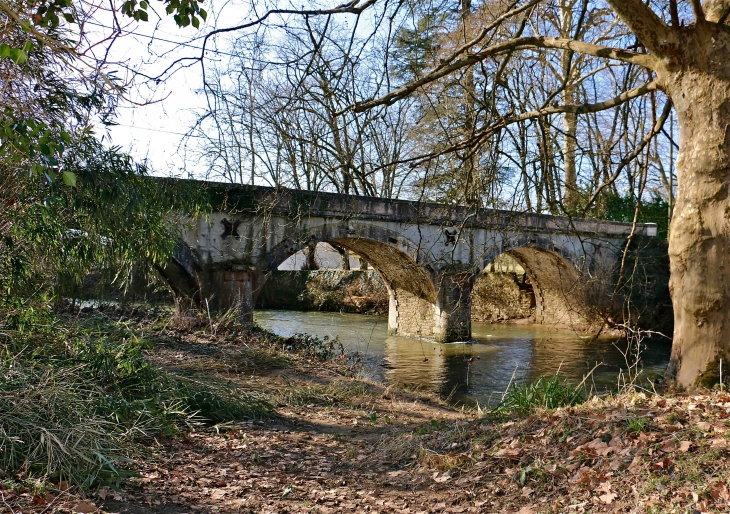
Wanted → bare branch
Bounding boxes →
[582,99,673,213]
[201,0,379,54]
[355,38,657,112]
[368,81,659,172]
[606,0,674,56]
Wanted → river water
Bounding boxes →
[254,310,672,407]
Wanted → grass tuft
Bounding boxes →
[0,314,275,488]
[491,374,586,416]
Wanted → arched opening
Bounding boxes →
[256,241,386,313]
[277,242,366,271]
[257,231,439,338]
[471,253,536,323]
[472,246,594,329]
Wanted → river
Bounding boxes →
[254,310,672,407]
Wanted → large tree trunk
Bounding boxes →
[664,55,730,387]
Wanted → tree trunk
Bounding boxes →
[304,241,319,271]
[664,57,730,387]
[460,0,477,205]
[559,0,578,212]
[562,98,578,211]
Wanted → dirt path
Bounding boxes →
[98,330,478,513]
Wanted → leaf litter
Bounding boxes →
[5,318,730,513]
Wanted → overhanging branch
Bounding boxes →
[354,37,657,112]
[369,81,659,171]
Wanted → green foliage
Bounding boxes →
[24,0,206,30]
[491,374,586,416]
[593,193,670,239]
[1,139,207,309]
[0,0,210,315]
[69,323,274,429]
[0,318,273,487]
[390,8,450,82]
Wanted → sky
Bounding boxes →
[92,0,380,181]
[91,1,237,179]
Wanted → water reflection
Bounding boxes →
[254,310,671,406]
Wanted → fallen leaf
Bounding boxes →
[661,440,677,453]
[72,501,97,513]
[628,456,643,470]
[679,440,692,452]
[710,481,730,502]
[599,492,617,504]
[597,481,612,493]
[433,471,452,483]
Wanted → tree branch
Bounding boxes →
[690,0,707,24]
[354,37,657,112]
[582,98,673,213]
[606,0,674,56]
[201,0,378,54]
[368,81,659,171]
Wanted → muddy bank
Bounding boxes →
[4,311,722,514]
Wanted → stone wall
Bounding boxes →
[471,272,535,322]
[390,289,436,337]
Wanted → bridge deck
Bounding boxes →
[176,180,657,238]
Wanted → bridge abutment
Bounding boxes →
[388,288,436,339]
[386,272,473,343]
[200,268,258,322]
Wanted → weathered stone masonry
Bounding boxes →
[161,181,656,342]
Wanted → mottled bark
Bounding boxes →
[659,24,730,386]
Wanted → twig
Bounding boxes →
[39,488,73,514]
[501,364,519,401]
[1,491,17,514]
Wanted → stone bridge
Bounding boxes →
[162,181,657,342]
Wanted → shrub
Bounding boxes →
[0,320,274,488]
[0,359,129,488]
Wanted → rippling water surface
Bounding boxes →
[255,310,671,406]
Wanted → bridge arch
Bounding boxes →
[262,223,439,338]
[166,183,647,340]
[473,243,595,329]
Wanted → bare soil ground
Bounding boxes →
[4,317,730,514]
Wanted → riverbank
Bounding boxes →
[2,310,727,513]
